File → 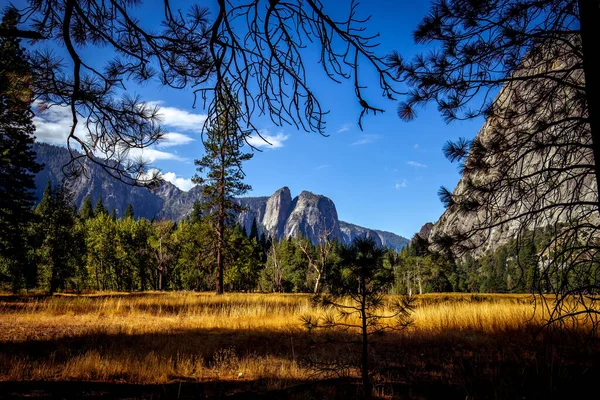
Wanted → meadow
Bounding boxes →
[0,292,598,399]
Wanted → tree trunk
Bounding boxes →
[215,176,225,295]
[417,260,423,295]
[158,238,163,291]
[578,0,600,212]
[216,233,223,294]
[360,277,371,399]
[140,258,146,291]
[270,239,282,292]
[50,250,57,294]
[313,271,321,294]
[97,258,101,291]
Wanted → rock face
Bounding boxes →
[282,191,342,243]
[415,222,433,241]
[263,187,292,237]
[32,143,409,250]
[340,221,410,250]
[33,143,164,219]
[157,185,204,221]
[429,40,596,256]
[236,195,269,234]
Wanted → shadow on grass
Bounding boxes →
[1,326,316,362]
[0,378,475,399]
[1,324,599,399]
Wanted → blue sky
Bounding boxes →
[22,0,485,239]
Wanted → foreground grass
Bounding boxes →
[0,292,598,398]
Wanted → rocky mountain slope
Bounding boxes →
[33,143,164,218]
[411,222,433,243]
[340,221,410,250]
[429,40,596,256]
[33,143,409,250]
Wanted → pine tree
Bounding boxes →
[303,237,413,399]
[85,212,118,291]
[94,196,107,215]
[192,81,253,294]
[189,200,204,224]
[0,8,42,291]
[259,232,268,254]
[80,195,94,220]
[35,181,79,293]
[124,203,135,219]
[249,218,259,241]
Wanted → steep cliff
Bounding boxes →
[429,39,596,256]
[282,191,342,243]
[261,186,292,237]
[414,222,433,241]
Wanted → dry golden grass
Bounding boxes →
[0,291,597,397]
[0,293,317,385]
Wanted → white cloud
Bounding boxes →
[395,179,408,189]
[150,102,207,132]
[352,134,381,146]
[162,171,196,192]
[247,131,289,149]
[157,132,196,148]
[140,168,195,191]
[127,148,186,163]
[337,122,353,133]
[316,164,331,170]
[33,104,86,146]
[33,101,207,148]
[33,102,190,164]
[407,161,427,168]
[414,144,419,149]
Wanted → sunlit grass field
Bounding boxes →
[0,292,597,398]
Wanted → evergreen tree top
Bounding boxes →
[192,81,253,223]
[0,8,42,247]
[94,196,107,215]
[124,203,135,219]
[80,195,95,219]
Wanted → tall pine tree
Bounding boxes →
[249,218,259,241]
[192,81,252,294]
[80,195,94,220]
[35,181,79,293]
[0,8,42,291]
[94,196,107,215]
[124,203,135,219]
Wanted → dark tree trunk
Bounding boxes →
[215,172,225,295]
[216,226,223,294]
[360,276,371,399]
[140,259,146,291]
[578,0,600,211]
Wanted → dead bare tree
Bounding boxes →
[299,222,335,294]
[267,232,283,293]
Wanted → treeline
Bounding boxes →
[1,180,576,295]
[394,226,580,295]
[394,239,536,295]
[0,181,363,293]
